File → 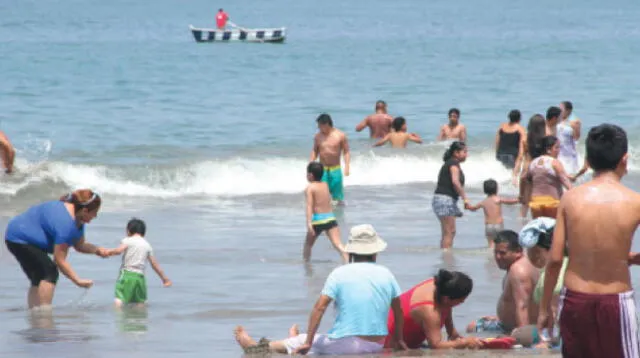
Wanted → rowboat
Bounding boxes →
[189,25,286,43]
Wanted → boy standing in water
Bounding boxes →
[304,162,348,263]
[466,179,520,247]
[108,218,172,307]
[538,124,640,358]
[373,117,423,148]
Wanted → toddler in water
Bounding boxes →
[304,162,348,263]
[466,179,520,247]
[108,218,172,307]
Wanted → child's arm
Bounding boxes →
[499,196,521,205]
[107,244,128,257]
[465,201,483,211]
[305,187,314,233]
[148,255,171,287]
[408,133,423,144]
[373,134,390,147]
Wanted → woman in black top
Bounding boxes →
[495,110,526,173]
[432,141,469,249]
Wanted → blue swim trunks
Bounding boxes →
[311,212,338,235]
[321,165,344,201]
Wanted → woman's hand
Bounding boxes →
[95,247,110,258]
[293,342,312,355]
[74,279,94,288]
[395,339,409,351]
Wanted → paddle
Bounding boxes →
[227,21,249,32]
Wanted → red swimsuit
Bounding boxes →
[384,279,451,349]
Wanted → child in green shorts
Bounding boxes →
[108,218,171,307]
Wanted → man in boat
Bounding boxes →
[310,114,350,205]
[216,8,229,30]
[437,108,467,142]
[355,100,394,139]
[0,129,15,174]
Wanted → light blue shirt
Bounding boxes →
[321,262,401,339]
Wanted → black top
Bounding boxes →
[496,129,521,157]
[434,159,465,200]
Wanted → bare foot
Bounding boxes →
[288,324,299,338]
[234,326,257,349]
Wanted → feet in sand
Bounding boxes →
[288,324,299,337]
[234,326,257,349]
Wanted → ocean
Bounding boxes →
[1,0,640,356]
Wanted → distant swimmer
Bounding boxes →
[216,8,229,30]
[310,113,350,205]
[355,100,393,139]
[304,162,348,263]
[437,108,466,142]
[0,129,15,174]
[538,124,640,358]
[373,117,422,148]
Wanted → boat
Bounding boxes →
[189,25,286,43]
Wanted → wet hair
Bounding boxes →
[561,101,573,113]
[316,113,333,127]
[443,141,466,162]
[508,110,521,123]
[434,269,473,304]
[546,106,561,121]
[540,135,558,155]
[219,8,223,11]
[375,100,386,110]
[448,108,460,117]
[586,124,628,171]
[307,162,324,181]
[60,189,101,213]
[493,230,522,252]
[392,116,406,132]
[534,226,568,256]
[483,179,498,195]
[127,218,146,236]
[526,114,547,158]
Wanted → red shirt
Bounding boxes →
[216,12,228,28]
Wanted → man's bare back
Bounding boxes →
[497,257,539,331]
[357,113,393,139]
[560,177,640,294]
[374,132,422,148]
[312,129,348,168]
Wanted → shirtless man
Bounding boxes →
[0,130,15,174]
[539,124,640,358]
[310,114,350,205]
[373,117,422,148]
[467,230,538,334]
[355,100,393,139]
[437,108,466,142]
[544,106,561,136]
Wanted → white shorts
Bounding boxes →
[282,334,384,355]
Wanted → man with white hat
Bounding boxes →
[233,224,408,355]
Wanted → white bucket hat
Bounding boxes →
[344,224,388,255]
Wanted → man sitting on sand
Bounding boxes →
[355,100,393,139]
[539,124,640,358]
[373,117,422,148]
[467,230,539,334]
[234,225,407,355]
[437,108,466,142]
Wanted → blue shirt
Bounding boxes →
[5,201,85,253]
[321,262,401,339]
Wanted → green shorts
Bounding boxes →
[115,270,147,304]
[321,165,344,201]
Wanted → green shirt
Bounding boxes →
[534,257,569,304]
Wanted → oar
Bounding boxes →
[227,21,249,32]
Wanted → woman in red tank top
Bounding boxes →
[385,269,484,349]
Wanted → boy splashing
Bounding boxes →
[539,124,640,357]
[304,162,348,263]
[108,218,172,307]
